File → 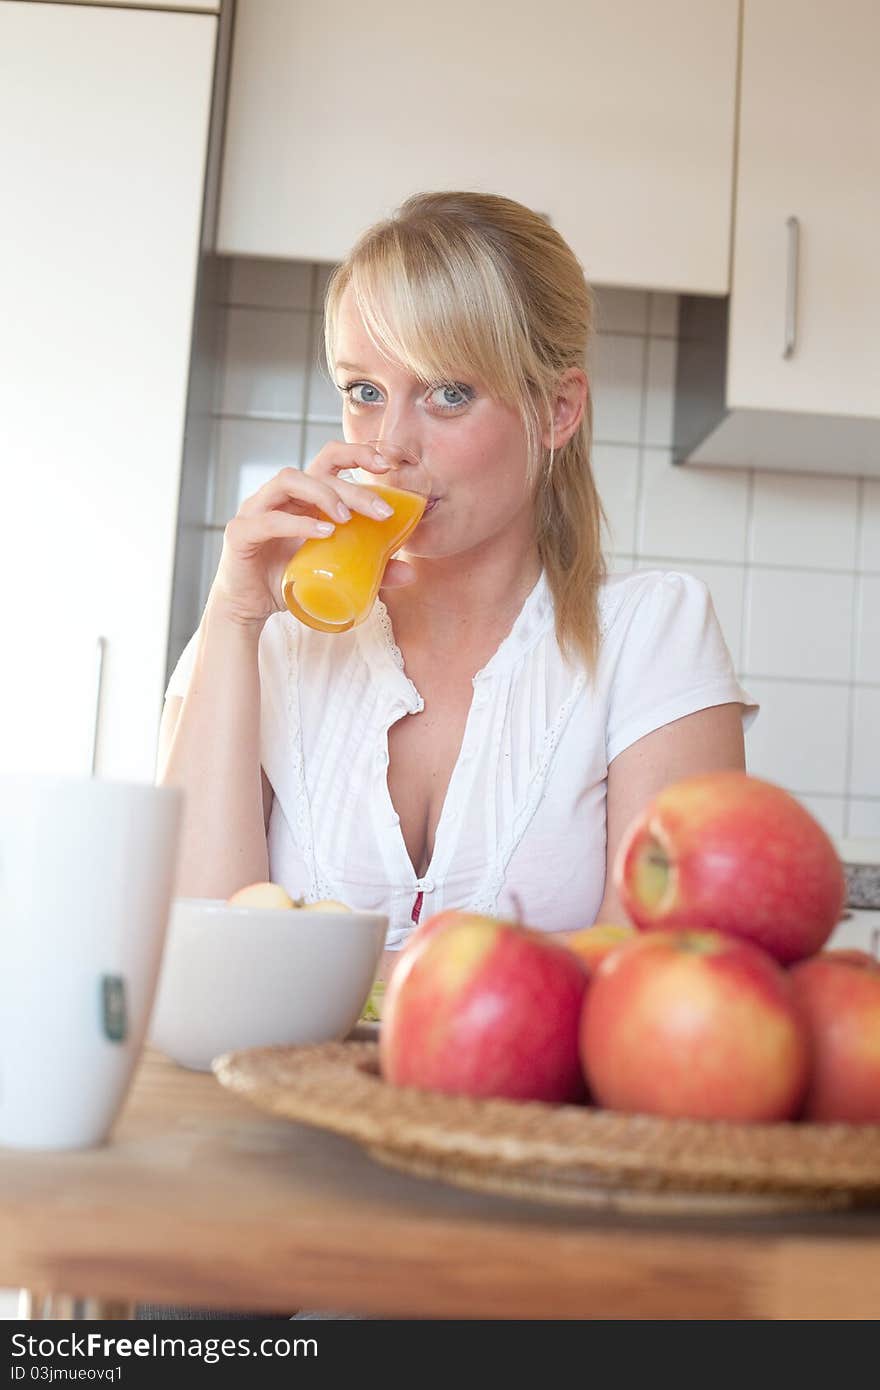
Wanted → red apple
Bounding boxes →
[565,924,636,977]
[402,907,478,955]
[789,949,880,1122]
[615,771,845,965]
[380,915,589,1103]
[580,929,810,1122]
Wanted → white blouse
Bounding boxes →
[166,569,757,950]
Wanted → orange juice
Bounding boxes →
[281,483,427,633]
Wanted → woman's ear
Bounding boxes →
[541,368,589,450]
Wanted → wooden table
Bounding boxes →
[2,1045,879,1320]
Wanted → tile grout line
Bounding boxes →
[739,673,880,690]
[297,265,321,469]
[218,301,314,314]
[630,308,653,560]
[758,788,878,804]
[197,262,230,613]
[740,468,756,678]
[631,551,880,579]
[218,301,681,337]
[212,412,345,430]
[843,478,866,834]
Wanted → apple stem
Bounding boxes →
[509,890,525,926]
[872,927,879,962]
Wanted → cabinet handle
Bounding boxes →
[783,215,800,359]
[90,636,107,776]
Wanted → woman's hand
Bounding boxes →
[207,442,416,629]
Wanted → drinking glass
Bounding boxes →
[281,441,431,633]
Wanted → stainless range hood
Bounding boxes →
[672,296,880,477]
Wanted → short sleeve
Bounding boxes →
[164,629,201,701]
[604,570,758,765]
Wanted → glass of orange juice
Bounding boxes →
[281,441,431,633]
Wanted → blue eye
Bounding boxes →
[341,381,384,407]
[428,383,473,411]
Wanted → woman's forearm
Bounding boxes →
[158,596,269,899]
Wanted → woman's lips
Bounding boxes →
[423,496,441,514]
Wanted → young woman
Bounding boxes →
[158,191,755,979]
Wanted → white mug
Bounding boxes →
[0,775,182,1149]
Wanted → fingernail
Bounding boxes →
[336,501,352,521]
[372,498,394,518]
[315,521,335,535]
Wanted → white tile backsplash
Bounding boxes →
[593,286,648,335]
[303,419,344,468]
[191,255,880,830]
[227,258,313,310]
[592,444,639,555]
[213,417,302,521]
[744,678,851,795]
[638,453,750,563]
[744,568,855,681]
[860,480,880,572]
[307,332,345,420]
[848,799,880,836]
[199,529,225,612]
[220,307,308,417]
[797,795,847,840]
[314,262,338,304]
[850,688,880,799]
[643,338,677,447]
[855,574,880,684]
[749,472,859,571]
[590,334,644,444]
[648,292,678,337]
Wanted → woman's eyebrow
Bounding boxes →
[334,361,373,373]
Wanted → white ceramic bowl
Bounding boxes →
[148,898,388,1071]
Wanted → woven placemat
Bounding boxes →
[213,1041,880,1215]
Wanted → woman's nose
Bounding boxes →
[373,409,424,464]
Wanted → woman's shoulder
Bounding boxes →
[598,566,710,638]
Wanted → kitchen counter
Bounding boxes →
[839,838,880,912]
[843,869,880,912]
[827,906,880,955]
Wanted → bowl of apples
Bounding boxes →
[148,881,387,1071]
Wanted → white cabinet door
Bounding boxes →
[728,0,880,417]
[218,0,738,294]
[32,1,220,9]
[0,2,216,781]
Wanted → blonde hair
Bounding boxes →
[323,191,606,675]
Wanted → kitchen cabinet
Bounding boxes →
[34,1,220,9]
[674,0,880,474]
[0,1,216,781]
[217,0,739,294]
[728,0,880,419]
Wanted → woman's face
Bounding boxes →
[332,286,535,560]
